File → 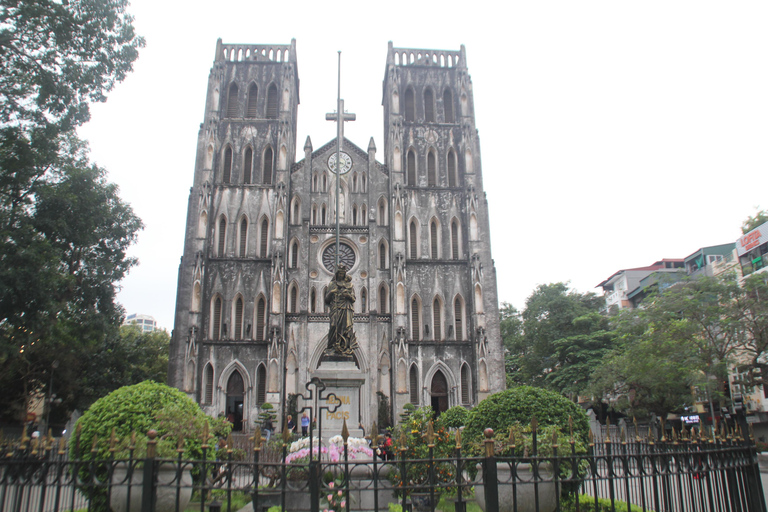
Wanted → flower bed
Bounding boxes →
[286,436,373,464]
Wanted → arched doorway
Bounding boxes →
[226,371,245,432]
[430,371,449,417]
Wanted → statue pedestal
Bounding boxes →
[312,363,365,436]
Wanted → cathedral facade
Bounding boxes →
[168,39,505,432]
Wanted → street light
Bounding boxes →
[43,360,59,434]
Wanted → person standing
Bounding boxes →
[301,411,310,437]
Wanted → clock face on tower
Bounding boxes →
[322,242,356,272]
[327,152,353,174]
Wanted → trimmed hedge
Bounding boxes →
[463,386,590,444]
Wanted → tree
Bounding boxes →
[504,283,611,396]
[742,209,768,234]
[590,275,749,418]
[1,0,144,135]
[0,0,143,423]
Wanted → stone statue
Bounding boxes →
[324,265,357,356]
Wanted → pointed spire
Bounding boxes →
[304,136,312,152]
[368,137,376,152]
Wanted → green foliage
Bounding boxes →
[560,494,648,512]
[742,209,768,234]
[389,406,457,496]
[72,381,230,461]
[505,284,611,396]
[437,406,469,429]
[0,0,144,134]
[463,386,590,445]
[590,274,767,417]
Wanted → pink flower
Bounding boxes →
[338,490,342,496]
[328,481,334,488]
[328,494,333,501]
[341,501,346,508]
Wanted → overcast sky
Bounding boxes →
[78,1,768,331]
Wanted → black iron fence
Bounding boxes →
[0,426,765,512]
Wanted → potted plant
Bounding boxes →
[464,387,590,512]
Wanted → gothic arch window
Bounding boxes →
[223,146,232,183]
[226,83,238,118]
[460,91,469,116]
[361,203,367,225]
[377,198,387,226]
[379,284,389,314]
[312,173,319,192]
[444,88,455,123]
[447,150,458,188]
[427,150,437,187]
[409,220,418,259]
[475,284,484,314]
[433,297,443,340]
[360,287,367,313]
[266,83,278,119]
[312,204,318,225]
[246,83,258,118]
[411,296,422,340]
[310,287,317,313]
[461,363,471,404]
[379,241,387,269]
[424,88,435,123]
[321,204,327,225]
[352,203,358,226]
[451,219,460,260]
[203,363,214,404]
[291,196,301,225]
[430,219,439,259]
[234,295,244,340]
[259,217,269,257]
[211,295,223,340]
[217,216,227,257]
[454,296,465,340]
[262,146,274,185]
[409,365,419,404]
[361,173,367,192]
[404,87,415,122]
[289,283,298,313]
[407,149,417,186]
[255,296,266,341]
[243,147,253,184]
[322,172,328,192]
[256,364,267,405]
[238,217,248,257]
[289,239,299,269]
[352,172,358,192]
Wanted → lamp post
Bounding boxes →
[43,360,59,434]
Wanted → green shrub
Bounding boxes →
[437,405,469,429]
[463,386,589,445]
[561,494,649,512]
[71,380,230,461]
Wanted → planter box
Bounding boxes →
[110,462,192,512]
[475,462,556,512]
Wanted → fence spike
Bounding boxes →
[455,428,462,450]
[146,430,157,458]
[483,428,495,457]
[672,428,678,444]
[370,421,379,447]
[620,426,626,444]
[425,421,435,446]
[398,431,408,452]
[226,433,233,453]
[660,419,666,442]
[130,431,136,450]
[90,434,99,454]
[20,428,29,451]
[177,434,185,453]
[201,422,209,449]
[282,425,292,444]
[342,418,349,445]
[569,416,574,440]
[45,429,54,452]
[531,416,538,433]
[589,429,594,446]
[749,423,755,441]
[58,436,66,455]
[252,426,262,451]
[31,438,39,455]
[648,426,655,445]
[691,427,697,444]
[552,428,558,448]
[109,427,117,453]
[508,427,515,449]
